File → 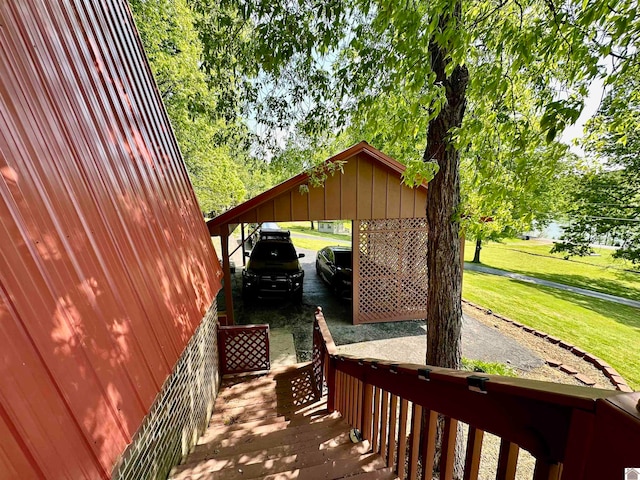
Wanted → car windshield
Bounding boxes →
[334,251,351,268]
[251,242,298,262]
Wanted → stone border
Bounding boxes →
[462,299,633,392]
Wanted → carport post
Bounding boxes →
[241,223,246,266]
[221,231,235,325]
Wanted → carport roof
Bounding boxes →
[207,142,427,236]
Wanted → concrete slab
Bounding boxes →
[270,328,297,367]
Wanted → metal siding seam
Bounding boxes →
[98,1,214,338]
[115,0,220,298]
[0,28,130,480]
[26,0,157,435]
[73,2,184,367]
[26,1,152,423]
[53,2,175,388]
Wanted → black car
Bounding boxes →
[242,231,305,301]
[316,246,352,298]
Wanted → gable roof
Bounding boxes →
[207,142,427,236]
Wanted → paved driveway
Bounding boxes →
[228,245,542,370]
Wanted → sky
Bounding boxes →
[560,75,607,155]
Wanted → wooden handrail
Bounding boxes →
[312,307,640,480]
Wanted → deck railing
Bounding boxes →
[312,307,640,480]
[218,324,270,375]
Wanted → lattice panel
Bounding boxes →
[355,218,428,323]
[218,325,270,374]
[289,367,317,407]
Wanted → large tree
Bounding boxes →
[238,0,625,370]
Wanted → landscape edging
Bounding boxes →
[462,299,633,392]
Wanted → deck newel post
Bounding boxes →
[327,354,337,412]
[221,231,235,325]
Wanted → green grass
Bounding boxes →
[461,358,517,377]
[275,221,351,251]
[463,271,640,390]
[465,239,640,302]
[277,222,352,242]
[290,236,345,252]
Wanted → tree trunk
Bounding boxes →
[472,238,482,263]
[424,7,468,480]
[425,34,468,372]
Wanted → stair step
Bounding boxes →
[209,399,328,427]
[194,415,349,455]
[201,410,342,445]
[174,430,354,478]
[253,452,388,480]
[174,441,373,480]
[172,366,392,480]
[198,417,290,445]
[200,416,289,440]
[340,467,399,479]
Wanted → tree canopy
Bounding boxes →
[129,0,250,215]
[553,66,640,265]
[131,0,640,372]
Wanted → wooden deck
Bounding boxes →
[169,363,397,480]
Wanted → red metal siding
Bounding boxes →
[0,2,222,478]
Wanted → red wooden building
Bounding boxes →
[0,2,222,478]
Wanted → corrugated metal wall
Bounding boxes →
[0,2,223,478]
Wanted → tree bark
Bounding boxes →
[425,35,468,372]
[472,238,482,263]
[424,9,469,480]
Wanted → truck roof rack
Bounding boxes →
[259,229,291,240]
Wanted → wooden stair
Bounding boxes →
[169,364,398,480]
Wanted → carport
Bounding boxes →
[207,142,428,325]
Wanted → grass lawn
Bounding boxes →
[465,239,640,302]
[290,236,347,252]
[278,221,352,242]
[277,221,351,251]
[463,271,640,390]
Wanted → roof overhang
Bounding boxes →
[207,141,427,236]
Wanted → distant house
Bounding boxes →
[318,220,349,234]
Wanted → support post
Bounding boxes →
[352,220,359,325]
[221,232,235,325]
[241,223,246,267]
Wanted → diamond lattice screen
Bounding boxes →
[355,219,428,324]
[219,326,270,374]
